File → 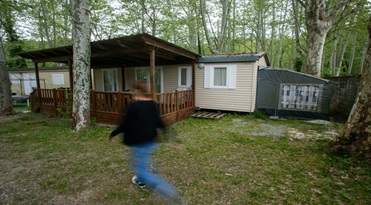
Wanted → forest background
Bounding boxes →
[1,0,370,78]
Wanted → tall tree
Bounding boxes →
[0,0,27,68]
[200,0,231,54]
[331,16,371,159]
[0,36,13,116]
[298,0,366,77]
[71,0,91,131]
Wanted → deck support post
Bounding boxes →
[68,59,73,91]
[149,48,156,100]
[192,63,196,110]
[34,62,42,112]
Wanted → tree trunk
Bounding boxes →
[302,1,331,78]
[0,38,13,116]
[292,0,304,57]
[71,0,91,131]
[199,0,217,54]
[300,0,365,77]
[331,17,371,159]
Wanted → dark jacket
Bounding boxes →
[110,100,165,145]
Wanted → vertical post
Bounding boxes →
[121,66,126,91]
[90,90,96,119]
[117,92,123,119]
[53,89,58,116]
[175,90,179,122]
[89,68,93,89]
[68,59,73,91]
[150,48,155,100]
[35,62,42,112]
[192,63,196,110]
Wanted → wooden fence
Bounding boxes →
[30,89,194,125]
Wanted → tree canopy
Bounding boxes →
[1,0,370,76]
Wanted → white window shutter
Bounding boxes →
[228,65,236,89]
[204,65,211,88]
[187,67,192,87]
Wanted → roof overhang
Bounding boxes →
[198,52,270,66]
[18,33,200,68]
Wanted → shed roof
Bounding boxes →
[259,67,332,83]
[198,52,270,65]
[18,33,200,68]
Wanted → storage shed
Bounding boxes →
[195,52,269,113]
[256,68,336,120]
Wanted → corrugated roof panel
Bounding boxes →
[198,52,265,63]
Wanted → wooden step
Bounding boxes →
[191,112,227,120]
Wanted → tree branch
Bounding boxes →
[334,0,366,26]
[296,0,305,7]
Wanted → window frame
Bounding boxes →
[279,83,323,112]
[135,67,163,93]
[178,66,192,88]
[52,74,64,85]
[102,69,119,92]
[204,64,236,89]
[10,74,21,84]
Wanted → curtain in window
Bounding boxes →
[103,70,118,91]
[214,67,227,86]
[181,68,187,85]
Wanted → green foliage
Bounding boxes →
[294,57,303,72]
[1,0,370,76]
[253,111,268,119]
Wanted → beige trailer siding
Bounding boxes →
[258,56,268,67]
[10,70,70,95]
[195,62,258,112]
[94,65,191,92]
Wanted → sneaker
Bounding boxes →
[132,175,146,188]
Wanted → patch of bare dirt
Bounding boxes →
[0,114,20,123]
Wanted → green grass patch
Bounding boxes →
[0,113,370,204]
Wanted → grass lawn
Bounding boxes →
[1,108,370,204]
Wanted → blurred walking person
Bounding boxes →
[109,81,181,204]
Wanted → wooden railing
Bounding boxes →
[30,89,194,124]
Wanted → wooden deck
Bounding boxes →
[191,112,227,120]
[30,89,195,125]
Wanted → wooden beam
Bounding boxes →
[142,36,198,60]
[150,48,155,100]
[32,47,153,63]
[34,62,42,111]
[68,59,73,91]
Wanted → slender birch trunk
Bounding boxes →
[71,0,91,131]
[348,32,358,75]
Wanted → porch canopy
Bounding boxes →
[18,33,200,124]
[19,33,200,96]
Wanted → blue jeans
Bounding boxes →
[131,141,179,200]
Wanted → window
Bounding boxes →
[279,84,322,111]
[213,67,227,86]
[204,64,236,89]
[52,74,64,85]
[178,66,192,88]
[10,74,20,84]
[103,69,118,91]
[135,67,163,93]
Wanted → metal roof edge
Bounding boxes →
[198,55,261,63]
[259,67,333,83]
